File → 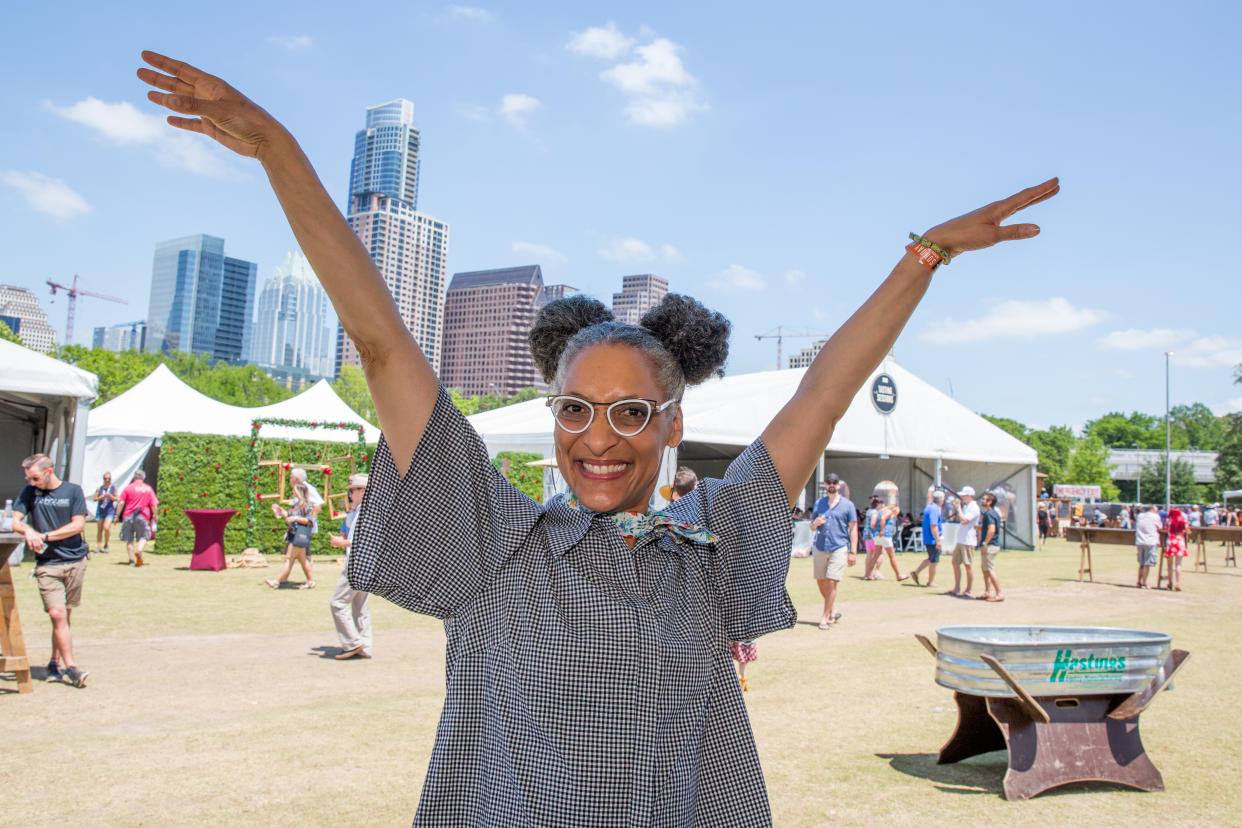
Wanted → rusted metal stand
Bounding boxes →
[0,534,33,693]
[927,636,1189,799]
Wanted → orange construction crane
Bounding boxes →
[46,275,127,345]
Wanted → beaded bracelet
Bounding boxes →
[908,232,951,266]
[905,243,941,272]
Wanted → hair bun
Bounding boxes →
[529,295,614,383]
[640,294,730,386]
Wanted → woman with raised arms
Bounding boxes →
[138,50,1058,827]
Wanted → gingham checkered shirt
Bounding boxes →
[349,388,796,826]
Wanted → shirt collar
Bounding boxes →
[543,492,719,558]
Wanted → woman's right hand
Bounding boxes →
[137,51,284,160]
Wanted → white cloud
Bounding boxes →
[512,241,567,263]
[45,97,237,177]
[1212,397,1242,416]
[268,34,313,50]
[1099,327,1192,350]
[447,5,493,22]
[566,21,634,59]
[499,93,542,127]
[707,264,765,292]
[920,297,1106,344]
[456,103,492,122]
[1170,336,1242,369]
[659,243,683,263]
[568,26,707,127]
[783,269,806,286]
[598,237,654,262]
[1,170,91,220]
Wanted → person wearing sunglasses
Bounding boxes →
[138,49,1058,827]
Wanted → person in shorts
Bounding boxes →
[1134,504,1161,589]
[910,487,944,587]
[92,472,118,553]
[117,470,159,566]
[951,486,980,597]
[12,453,91,687]
[810,474,857,629]
[976,492,1004,602]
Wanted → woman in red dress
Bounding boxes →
[1165,508,1187,591]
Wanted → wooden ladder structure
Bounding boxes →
[1,534,33,693]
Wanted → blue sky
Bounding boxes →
[3,1,1240,430]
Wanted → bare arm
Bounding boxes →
[138,52,436,475]
[761,179,1060,503]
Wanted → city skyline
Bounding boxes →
[2,4,1240,430]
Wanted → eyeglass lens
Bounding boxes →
[551,397,653,436]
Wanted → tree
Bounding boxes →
[1215,413,1242,493]
[1169,402,1225,451]
[1139,457,1202,505]
[1064,436,1120,500]
[0,319,24,347]
[1083,411,1163,449]
[332,365,378,424]
[1026,426,1076,487]
[981,414,1027,442]
[449,388,479,417]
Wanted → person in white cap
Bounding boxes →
[950,486,980,598]
[329,473,372,659]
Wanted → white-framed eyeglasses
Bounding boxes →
[546,394,677,437]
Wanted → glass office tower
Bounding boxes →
[146,234,257,362]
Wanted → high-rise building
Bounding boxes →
[93,320,146,352]
[0,285,57,352]
[250,252,336,379]
[537,283,580,307]
[440,266,545,398]
[788,338,829,369]
[337,99,450,374]
[145,234,257,362]
[611,273,668,325]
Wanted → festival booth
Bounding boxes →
[469,360,1040,549]
[0,339,98,496]
[83,364,379,492]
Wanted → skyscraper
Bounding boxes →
[250,252,336,379]
[145,234,257,362]
[611,274,668,325]
[537,283,580,307]
[92,320,146,352]
[440,266,545,398]
[337,99,450,373]
[0,285,57,352]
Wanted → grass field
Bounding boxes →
[3,534,1240,826]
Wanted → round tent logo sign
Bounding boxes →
[871,373,897,414]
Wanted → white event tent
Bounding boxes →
[468,359,1039,549]
[0,339,98,497]
[83,364,379,491]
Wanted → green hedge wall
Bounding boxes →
[493,451,544,503]
[155,432,375,555]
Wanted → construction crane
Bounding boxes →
[754,326,832,370]
[46,274,127,345]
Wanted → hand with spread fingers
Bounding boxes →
[922,178,1061,259]
[137,50,282,159]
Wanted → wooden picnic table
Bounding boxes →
[1188,526,1242,568]
[1064,524,1242,586]
[0,532,32,693]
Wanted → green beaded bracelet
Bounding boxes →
[909,233,951,266]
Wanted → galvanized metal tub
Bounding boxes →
[934,625,1172,698]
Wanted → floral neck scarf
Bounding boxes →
[566,493,718,544]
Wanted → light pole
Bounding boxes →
[1165,351,1173,509]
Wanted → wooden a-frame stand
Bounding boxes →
[1,533,33,693]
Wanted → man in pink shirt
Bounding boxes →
[117,470,159,566]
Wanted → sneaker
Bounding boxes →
[45,660,61,682]
[135,551,144,567]
[64,666,89,688]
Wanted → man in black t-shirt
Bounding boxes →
[12,453,91,687]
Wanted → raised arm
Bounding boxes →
[761,179,1060,503]
[138,51,436,475]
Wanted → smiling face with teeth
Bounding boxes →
[555,342,683,514]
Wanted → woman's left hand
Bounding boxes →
[922,178,1060,259]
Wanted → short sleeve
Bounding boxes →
[689,438,796,642]
[347,386,543,619]
[14,485,33,517]
[70,486,88,517]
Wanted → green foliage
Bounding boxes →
[1170,403,1225,451]
[981,414,1027,442]
[0,319,24,346]
[450,388,479,417]
[156,432,374,555]
[1139,456,1202,505]
[1064,436,1120,500]
[1027,426,1076,487]
[331,365,378,424]
[54,345,294,407]
[492,451,544,503]
[1216,413,1242,493]
[1084,411,1164,449]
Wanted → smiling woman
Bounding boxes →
[138,47,1057,826]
